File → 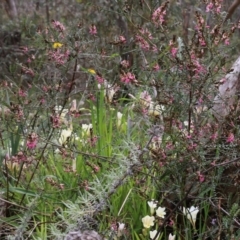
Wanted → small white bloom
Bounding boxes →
[82,123,92,137]
[183,206,199,228]
[99,81,118,103]
[117,222,125,237]
[142,215,155,228]
[59,128,72,145]
[117,112,123,128]
[156,206,166,218]
[150,230,160,240]
[118,222,125,231]
[168,233,176,240]
[105,84,117,103]
[72,158,76,172]
[148,200,157,215]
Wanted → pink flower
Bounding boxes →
[119,35,126,44]
[26,133,38,150]
[226,133,234,143]
[206,3,213,12]
[216,6,221,13]
[89,24,97,35]
[51,114,61,128]
[18,88,27,97]
[224,38,230,45]
[135,28,153,51]
[21,67,34,77]
[170,47,178,57]
[96,74,104,84]
[152,7,167,26]
[52,20,66,32]
[48,49,70,65]
[152,44,158,52]
[197,171,205,183]
[27,140,38,149]
[205,1,222,13]
[199,37,206,46]
[190,53,206,76]
[152,63,160,71]
[135,35,150,50]
[210,132,218,141]
[120,72,136,84]
[139,28,152,39]
[120,60,130,68]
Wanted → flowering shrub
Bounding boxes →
[1,0,240,239]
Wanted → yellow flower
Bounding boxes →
[53,42,63,49]
[142,215,155,228]
[148,102,162,117]
[87,68,96,75]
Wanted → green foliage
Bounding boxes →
[1,0,240,239]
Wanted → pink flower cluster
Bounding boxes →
[119,35,126,44]
[194,12,207,48]
[52,20,66,32]
[190,53,207,77]
[206,0,222,13]
[120,72,136,84]
[89,24,97,35]
[48,49,70,65]
[51,114,62,128]
[226,133,234,143]
[135,28,152,51]
[27,133,38,150]
[169,40,178,58]
[152,63,160,71]
[21,67,34,77]
[152,2,169,26]
[96,74,105,84]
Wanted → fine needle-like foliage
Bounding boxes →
[0,0,240,239]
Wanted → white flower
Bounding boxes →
[72,158,76,172]
[105,84,117,103]
[59,128,72,145]
[168,233,176,240]
[82,123,92,137]
[183,206,199,228]
[142,215,155,228]
[117,112,123,129]
[98,81,119,103]
[118,222,125,231]
[117,222,125,237]
[148,200,157,215]
[150,230,160,240]
[156,206,166,218]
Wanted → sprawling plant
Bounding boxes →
[0,0,240,239]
